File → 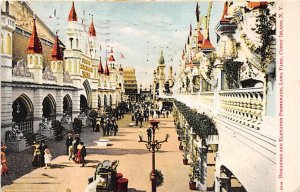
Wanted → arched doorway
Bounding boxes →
[63,94,72,117]
[12,94,34,134]
[42,94,56,121]
[218,165,247,192]
[80,94,88,113]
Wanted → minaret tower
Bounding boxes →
[157,51,166,96]
[27,18,43,84]
[88,16,97,59]
[108,47,116,90]
[51,33,64,84]
[64,1,82,86]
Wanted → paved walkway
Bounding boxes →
[2,114,190,192]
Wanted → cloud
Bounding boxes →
[119,26,148,38]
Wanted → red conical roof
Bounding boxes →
[27,19,43,54]
[68,1,78,22]
[220,1,229,23]
[104,60,110,75]
[51,33,63,61]
[108,47,115,62]
[89,17,96,36]
[98,56,104,74]
[198,30,204,45]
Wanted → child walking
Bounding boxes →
[44,148,52,169]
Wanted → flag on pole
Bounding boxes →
[120,53,125,59]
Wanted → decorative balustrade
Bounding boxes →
[15,121,33,134]
[218,88,263,129]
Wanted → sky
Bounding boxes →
[30,1,223,88]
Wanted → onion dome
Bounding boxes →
[68,1,78,22]
[89,17,96,37]
[104,59,110,75]
[247,2,268,9]
[51,33,63,61]
[98,56,104,74]
[220,1,229,23]
[158,51,165,64]
[27,18,43,54]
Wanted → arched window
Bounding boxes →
[69,38,73,49]
[6,1,9,14]
[29,56,33,64]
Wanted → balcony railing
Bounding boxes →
[218,88,263,129]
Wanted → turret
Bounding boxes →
[50,33,64,84]
[27,18,43,84]
[88,17,97,59]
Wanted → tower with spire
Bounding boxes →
[157,51,166,96]
[64,1,82,86]
[88,16,97,59]
[27,18,43,83]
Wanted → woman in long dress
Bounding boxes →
[75,142,83,164]
[32,142,42,167]
[44,148,52,169]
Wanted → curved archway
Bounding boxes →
[12,94,34,133]
[42,94,56,121]
[218,165,246,192]
[83,79,92,108]
[80,94,88,113]
[63,94,72,116]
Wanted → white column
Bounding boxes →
[56,90,64,120]
[33,89,43,133]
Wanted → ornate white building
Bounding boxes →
[170,2,276,192]
[1,2,125,143]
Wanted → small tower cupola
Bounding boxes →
[158,51,165,65]
[89,17,96,37]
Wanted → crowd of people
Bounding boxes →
[66,133,87,167]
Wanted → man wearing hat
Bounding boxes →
[66,133,73,155]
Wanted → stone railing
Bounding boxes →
[218,88,263,129]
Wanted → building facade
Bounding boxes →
[123,66,138,102]
[161,2,276,192]
[1,1,125,141]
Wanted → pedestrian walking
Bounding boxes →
[32,142,42,167]
[1,143,8,176]
[39,140,48,167]
[114,123,119,136]
[166,110,169,118]
[44,148,52,169]
[139,115,144,128]
[80,142,87,167]
[66,133,73,155]
[147,127,152,142]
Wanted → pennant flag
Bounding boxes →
[120,53,125,59]
[196,2,199,22]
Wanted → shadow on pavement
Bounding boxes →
[86,148,151,156]
[128,188,147,192]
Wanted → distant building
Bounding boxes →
[123,67,138,102]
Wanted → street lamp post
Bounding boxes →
[138,120,169,192]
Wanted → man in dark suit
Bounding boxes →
[66,133,73,155]
[80,142,87,167]
[39,140,48,167]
